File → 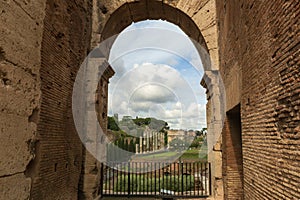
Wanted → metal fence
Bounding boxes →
[100,161,211,198]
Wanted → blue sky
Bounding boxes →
[108,20,207,130]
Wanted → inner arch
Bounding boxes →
[98,1,212,70]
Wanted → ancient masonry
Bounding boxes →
[0,0,299,200]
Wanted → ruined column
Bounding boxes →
[146,132,149,152]
[140,137,143,154]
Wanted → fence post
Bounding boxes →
[155,162,157,195]
[100,163,104,196]
[128,162,131,197]
[181,161,184,195]
[209,163,212,196]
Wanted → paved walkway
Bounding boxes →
[102,198,161,200]
[102,197,213,200]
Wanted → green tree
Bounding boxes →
[107,116,120,131]
[133,117,151,126]
[190,137,204,149]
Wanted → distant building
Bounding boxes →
[122,116,132,121]
[137,126,165,154]
[167,129,196,143]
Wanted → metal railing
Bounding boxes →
[100,161,211,198]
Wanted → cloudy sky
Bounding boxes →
[108,20,206,130]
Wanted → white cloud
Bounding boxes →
[108,21,204,72]
[131,84,176,103]
[108,20,207,130]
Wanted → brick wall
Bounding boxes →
[29,0,92,199]
[217,0,300,199]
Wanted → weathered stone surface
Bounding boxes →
[0,174,31,200]
[0,0,45,199]
[177,0,219,69]
[13,0,46,22]
[0,114,36,177]
[0,0,45,75]
[177,0,210,16]
[0,62,40,116]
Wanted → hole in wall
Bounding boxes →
[29,108,40,123]
[2,78,10,85]
[55,32,65,39]
[24,140,40,178]
[250,3,254,9]
[246,98,251,106]
[99,5,108,14]
[0,47,5,61]
[74,156,80,167]
[0,68,7,78]
[54,163,58,172]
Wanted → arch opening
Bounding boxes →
[106,19,208,163]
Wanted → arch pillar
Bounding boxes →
[201,71,225,199]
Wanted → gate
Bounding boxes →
[100,161,211,198]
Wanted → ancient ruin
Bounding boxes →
[0,0,299,199]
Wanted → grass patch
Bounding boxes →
[135,151,178,159]
[180,149,207,161]
[132,149,208,162]
[106,174,195,192]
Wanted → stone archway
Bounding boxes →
[85,0,224,199]
[93,0,220,71]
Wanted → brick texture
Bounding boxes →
[29,1,92,199]
[217,0,300,199]
[222,105,243,200]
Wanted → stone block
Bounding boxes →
[0,61,40,117]
[0,173,31,200]
[0,114,35,177]
[0,0,44,75]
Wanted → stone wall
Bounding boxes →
[217,0,300,199]
[0,0,46,199]
[29,0,93,199]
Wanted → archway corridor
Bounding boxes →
[0,0,299,200]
